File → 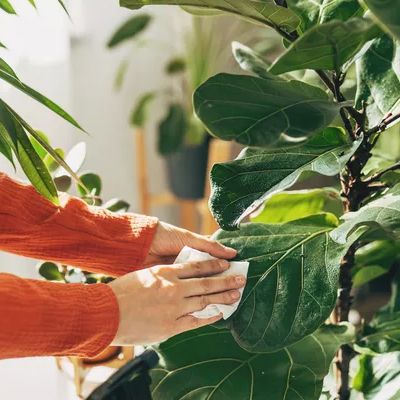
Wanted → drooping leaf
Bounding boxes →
[158,103,187,156]
[43,148,65,172]
[270,18,381,75]
[57,0,70,17]
[364,0,400,41]
[286,0,362,32]
[0,100,59,204]
[0,0,15,14]
[0,122,14,166]
[0,57,84,131]
[77,172,102,196]
[38,262,64,281]
[231,41,277,80]
[151,323,355,400]
[352,352,400,400]
[356,35,400,128]
[0,41,7,49]
[330,188,400,245]
[103,198,130,213]
[27,0,36,8]
[107,14,151,48]
[130,92,155,128]
[212,214,348,353]
[29,130,50,159]
[120,0,300,33]
[210,128,361,230]
[251,188,344,224]
[194,73,343,147]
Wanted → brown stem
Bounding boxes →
[367,112,400,136]
[365,161,400,184]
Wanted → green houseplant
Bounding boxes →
[118,1,400,399]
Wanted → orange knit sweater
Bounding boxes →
[0,173,158,359]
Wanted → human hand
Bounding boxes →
[144,221,237,267]
[109,259,246,345]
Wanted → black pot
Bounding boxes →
[165,138,210,200]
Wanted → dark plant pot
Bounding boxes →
[165,138,210,200]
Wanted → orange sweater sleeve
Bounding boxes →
[0,173,158,359]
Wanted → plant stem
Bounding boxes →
[367,112,400,136]
[365,161,400,184]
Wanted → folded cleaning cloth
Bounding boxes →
[175,246,249,320]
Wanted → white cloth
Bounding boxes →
[175,246,249,320]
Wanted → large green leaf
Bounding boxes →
[352,352,400,400]
[0,57,84,131]
[158,104,187,156]
[356,35,400,128]
[120,0,300,33]
[286,0,362,32]
[330,189,400,245]
[151,323,355,400]
[0,100,59,204]
[270,18,381,75]
[0,122,14,166]
[194,73,343,147]
[251,188,344,224]
[364,0,400,41]
[213,215,348,353]
[0,0,15,14]
[107,14,151,48]
[210,128,361,230]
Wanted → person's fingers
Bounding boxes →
[184,232,237,259]
[176,259,229,279]
[175,313,223,335]
[183,275,246,297]
[181,290,241,316]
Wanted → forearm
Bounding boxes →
[0,173,158,276]
[0,273,119,359]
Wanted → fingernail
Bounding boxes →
[219,260,229,269]
[224,246,237,255]
[231,291,240,300]
[235,275,246,285]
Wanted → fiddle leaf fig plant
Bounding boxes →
[121,0,400,399]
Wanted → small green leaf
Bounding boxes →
[213,215,348,352]
[38,262,64,281]
[158,103,187,156]
[356,35,400,128]
[120,0,300,33]
[0,0,16,14]
[270,18,381,74]
[0,41,7,49]
[210,128,361,230]
[0,57,84,132]
[287,0,362,32]
[352,265,389,288]
[103,198,130,213]
[194,73,343,147]
[130,92,155,128]
[251,189,344,224]
[114,59,129,90]
[27,0,36,8]
[0,100,59,204]
[77,172,102,196]
[107,14,151,48]
[165,57,186,75]
[57,0,70,17]
[151,323,355,400]
[364,0,400,41]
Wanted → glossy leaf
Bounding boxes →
[352,352,400,400]
[0,57,84,131]
[151,323,355,400]
[130,92,155,128]
[330,189,400,245]
[194,73,343,147]
[210,128,361,230]
[158,103,187,156]
[364,0,400,41]
[213,215,347,352]
[270,18,381,74]
[0,122,14,166]
[0,101,59,204]
[356,35,400,128]
[120,0,300,33]
[107,14,151,48]
[38,262,64,281]
[251,189,344,224]
[77,172,102,196]
[287,0,362,32]
[0,0,15,14]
